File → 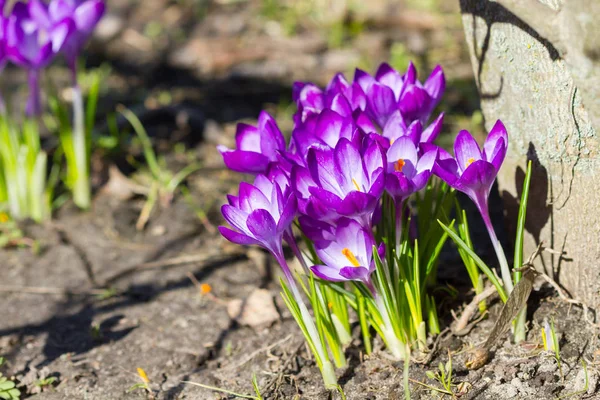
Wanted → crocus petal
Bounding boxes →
[218,147,270,174]
[375,62,403,99]
[421,112,444,143]
[399,85,430,122]
[277,196,297,232]
[74,0,105,34]
[28,0,51,28]
[334,138,363,191]
[416,148,438,173]
[424,65,445,105]
[455,160,497,199]
[337,191,375,216]
[219,226,260,246]
[221,204,250,232]
[367,82,396,127]
[487,138,507,173]
[246,209,278,246]
[411,170,432,191]
[405,120,423,145]
[49,18,75,53]
[311,265,345,282]
[433,157,459,187]
[308,186,343,210]
[239,181,271,213]
[454,130,483,172]
[483,120,508,162]
[235,123,261,152]
[330,93,352,117]
[339,266,371,282]
[387,136,418,167]
[404,61,417,85]
[382,110,407,142]
[354,68,375,93]
[258,111,285,158]
[344,83,367,111]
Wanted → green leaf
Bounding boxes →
[513,161,532,283]
[438,220,508,302]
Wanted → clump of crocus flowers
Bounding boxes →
[0,0,105,221]
[219,62,529,389]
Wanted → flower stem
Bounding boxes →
[274,251,337,389]
[70,83,90,209]
[479,203,514,294]
[395,199,404,256]
[374,294,407,360]
[26,69,42,117]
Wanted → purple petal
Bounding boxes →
[218,147,270,174]
[404,61,417,85]
[416,148,438,173]
[455,160,497,199]
[405,120,423,145]
[308,186,343,210]
[433,157,459,187]
[73,0,105,34]
[314,109,352,148]
[339,266,371,282]
[411,170,432,191]
[354,68,375,93]
[246,209,279,246]
[219,226,260,246]
[454,130,483,173]
[330,93,352,117]
[367,82,397,127]
[363,140,385,179]
[344,83,367,111]
[375,62,403,99]
[311,265,345,282]
[258,111,285,158]
[235,123,261,152]
[221,204,249,232]
[338,192,375,216]
[277,196,297,232]
[399,85,431,122]
[387,136,418,168]
[382,110,408,142]
[421,112,444,143]
[424,65,445,105]
[238,182,271,213]
[49,17,75,53]
[385,173,415,200]
[28,0,51,28]
[334,138,363,190]
[483,120,508,162]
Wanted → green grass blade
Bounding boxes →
[438,219,508,302]
[513,161,532,283]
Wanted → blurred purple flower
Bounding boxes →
[292,136,385,226]
[29,0,105,72]
[301,217,383,291]
[218,111,286,174]
[354,62,445,128]
[382,111,444,146]
[6,1,75,115]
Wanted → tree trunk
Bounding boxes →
[459,0,600,309]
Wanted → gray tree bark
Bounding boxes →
[459,0,600,309]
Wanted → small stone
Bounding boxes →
[227,289,279,328]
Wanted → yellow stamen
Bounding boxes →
[342,248,361,267]
[466,157,475,167]
[352,178,361,192]
[137,368,150,384]
[328,302,334,309]
[390,138,395,145]
[394,159,405,172]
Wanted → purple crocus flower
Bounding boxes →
[292,136,385,227]
[301,217,383,292]
[5,1,74,115]
[293,73,366,124]
[355,62,445,128]
[218,111,286,175]
[433,120,513,292]
[29,0,105,73]
[219,174,296,260]
[382,111,445,146]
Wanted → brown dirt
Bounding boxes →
[1,0,599,399]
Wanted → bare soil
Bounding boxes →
[1,0,599,399]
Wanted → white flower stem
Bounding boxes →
[71,84,90,209]
[375,294,407,360]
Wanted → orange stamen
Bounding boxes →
[394,159,405,172]
[466,157,475,167]
[342,248,361,267]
